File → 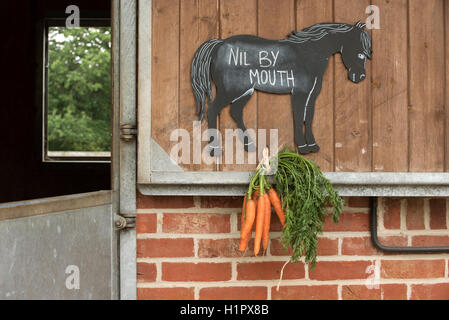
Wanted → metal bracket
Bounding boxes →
[120,124,137,142]
[115,214,136,230]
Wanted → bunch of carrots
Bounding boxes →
[240,148,343,269]
[239,169,285,256]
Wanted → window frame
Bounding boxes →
[42,17,112,163]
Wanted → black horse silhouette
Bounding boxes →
[191,22,372,156]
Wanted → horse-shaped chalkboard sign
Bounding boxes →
[191,22,372,156]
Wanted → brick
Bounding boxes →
[379,235,409,247]
[163,213,230,234]
[342,284,407,300]
[237,261,305,280]
[137,262,157,283]
[137,238,194,258]
[138,287,194,300]
[137,192,195,209]
[270,238,292,256]
[347,197,370,208]
[199,287,267,300]
[429,199,447,229]
[136,214,157,234]
[309,261,373,280]
[341,236,407,256]
[323,213,370,232]
[381,259,445,279]
[342,237,378,256]
[340,197,349,205]
[198,238,255,258]
[162,262,232,282]
[411,235,449,247]
[406,199,425,230]
[382,283,409,300]
[411,283,449,300]
[382,198,401,230]
[316,237,339,256]
[270,237,338,256]
[201,196,243,208]
[272,285,338,300]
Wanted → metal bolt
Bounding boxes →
[115,216,127,229]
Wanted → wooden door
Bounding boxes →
[142,0,449,176]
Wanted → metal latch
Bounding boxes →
[120,124,137,142]
[115,214,136,230]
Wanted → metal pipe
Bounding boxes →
[370,197,449,253]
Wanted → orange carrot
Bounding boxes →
[262,193,271,253]
[250,191,259,226]
[239,199,256,251]
[253,195,266,256]
[252,190,260,201]
[268,188,285,228]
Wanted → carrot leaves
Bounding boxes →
[274,148,343,270]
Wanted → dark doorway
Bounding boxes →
[0,1,112,203]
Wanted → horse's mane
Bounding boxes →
[283,22,372,58]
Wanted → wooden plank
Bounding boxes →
[446,0,449,172]
[371,0,408,172]
[296,0,334,172]
[334,0,372,172]
[219,0,258,171]
[179,0,219,171]
[409,0,445,172]
[256,0,295,165]
[151,0,180,163]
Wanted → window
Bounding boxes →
[43,19,111,162]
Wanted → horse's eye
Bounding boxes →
[357,53,366,60]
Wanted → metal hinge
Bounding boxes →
[120,124,137,142]
[115,214,136,230]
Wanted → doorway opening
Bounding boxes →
[0,0,111,203]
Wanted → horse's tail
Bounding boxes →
[191,38,223,122]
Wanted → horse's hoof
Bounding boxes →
[308,144,320,153]
[297,145,310,155]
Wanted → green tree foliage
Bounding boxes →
[47,27,111,151]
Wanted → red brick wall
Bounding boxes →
[136,194,449,300]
